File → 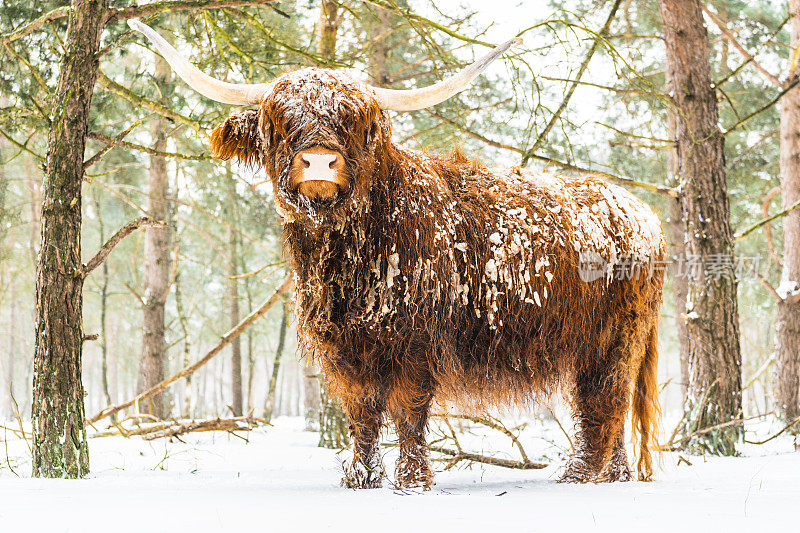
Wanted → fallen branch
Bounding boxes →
[429,444,547,470]
[144,416,262,440]
[90,416,263,439]
[744,415,800,445]
[428,413,548,471]
[663,413,772,451]
[79,217,165,278]
[88,274,293,424]
[432,413,531,463]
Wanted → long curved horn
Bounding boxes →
[368,37,521,111]
[127,19,273,105]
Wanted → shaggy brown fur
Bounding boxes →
[211,68,665,489]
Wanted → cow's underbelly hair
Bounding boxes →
[303,264,662,412]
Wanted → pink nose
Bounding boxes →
[300,152,340,177]
[289,146,349,199]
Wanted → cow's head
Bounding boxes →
[129,20,518,224]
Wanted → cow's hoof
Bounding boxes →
[599,462,633,483]
[341,460,384,489]
[558,462,596,484]
[395,457,433,490]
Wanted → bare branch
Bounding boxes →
[425,110,678,197]
[724,74,800,136]
[754,271,782,303]
[522,0,623,162]
[361,0,495,48]
[539,75,657,96]
[88,274,293,425]
[761,186,783,269]
[663,413,771,450]
[425,109,521,153]
[87,132,212,162]
[714,13,791,88]
[527,153,680,197]
[96,70,205,134]
[735,198,800,240]
[700,4,781,87]
[80,217,166,277]
[744,415,800,445]
[84,120,143,169]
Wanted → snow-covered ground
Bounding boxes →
[1,416,797,532]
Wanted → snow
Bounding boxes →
[1,417,798,532]
[776,279,800,300]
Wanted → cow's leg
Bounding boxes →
[340,391,386,489]
[390,394,433,489]
[561,361,630,483]
[599,433,633,482]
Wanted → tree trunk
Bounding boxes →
[317,0,341,63]
[264,299,287,423]
[0,103,12,421]
[242,259,255,409]
[32,0,107,478]
[27,157,42,266]
[93,195,112,409]
[175,260,192,418]
[775,0,800,427]
[4,282,16,421]
[171,171,192,418]
[226,172,243,416]
[366,6,391,85]
[138,55,172,419]
[318,386,350,448]
[664,65,690,399]
[303,361,321,431]
[659,0,743,455]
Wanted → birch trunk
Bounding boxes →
[775,0,800,426]
[138,56,172,418]
[226,172,243,416]
[93,196,112,408]
[664,63,690,399]
[265,300,288,422]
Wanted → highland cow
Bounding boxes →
[130,20,665,489]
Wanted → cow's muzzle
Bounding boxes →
[289,146,349,199]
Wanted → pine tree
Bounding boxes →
[32,0,107,478]
[659,0,743,454]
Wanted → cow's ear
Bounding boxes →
[210,109,263,168]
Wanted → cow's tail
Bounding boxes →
[631,319,660,481]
